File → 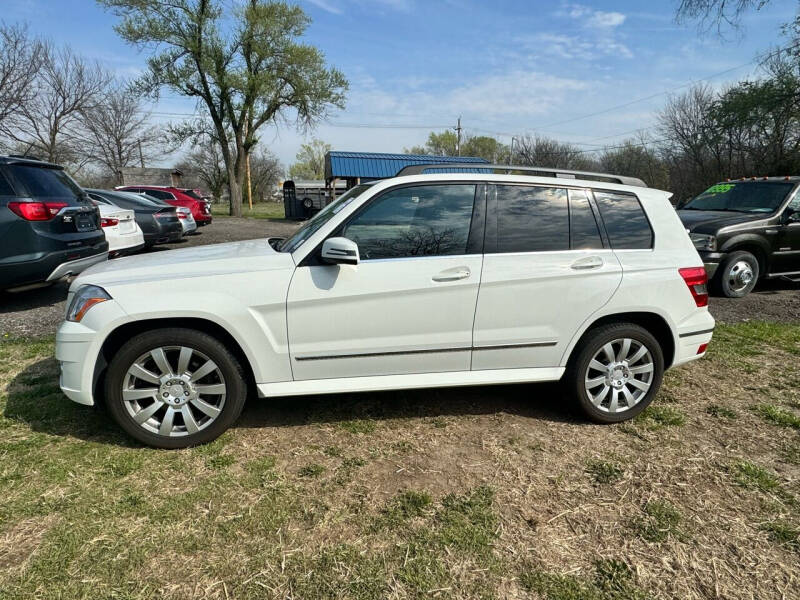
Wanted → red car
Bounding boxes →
[116,185,212,226]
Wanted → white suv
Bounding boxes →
[56,165,714,448]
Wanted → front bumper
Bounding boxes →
[56,300,129,406]
[696,251,725,279]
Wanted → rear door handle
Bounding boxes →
[432,267,471,282]
[571,256,604,270]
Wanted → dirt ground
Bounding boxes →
[0,216,798,339]
[1,322,799,599]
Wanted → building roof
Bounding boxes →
[325,151,489,180]
[119,167,183,186]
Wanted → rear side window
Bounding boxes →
[145,189,172,200]
[0,170,15,196]
[7,165,82,199]
[594,191,653,249]
[342,184,476,260]
[496,185,569,253]
[569,189,603,249]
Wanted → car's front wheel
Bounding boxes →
[566,323,664,423]
[104,328,247,448]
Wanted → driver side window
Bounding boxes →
[341,184,476,260]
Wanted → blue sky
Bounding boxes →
[3,0,797,167]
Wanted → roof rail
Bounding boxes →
[394,163,647,188]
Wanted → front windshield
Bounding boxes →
[279,184,372,253]
[683,182,795,213]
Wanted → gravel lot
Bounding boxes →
[0,217,301,339]
[1,215,798,338]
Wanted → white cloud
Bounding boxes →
[561,3,626,29]
[519,32,632,61]
[305,0,343,14]
[305,0,413,14]
[344,70,588,122]
[587,11,626,28]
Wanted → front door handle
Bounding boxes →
[432,267,471,282]
[571,256,604,270]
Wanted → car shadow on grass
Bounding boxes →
[5,358,580,447]
[237,380,579,430]
[4,357,137,447]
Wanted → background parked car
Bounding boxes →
[678,178,800,297]
[94,202,145,256]
[116,185,212,226]
[0,156,107,291]
[86,189,183,248]
[174,206,197,236]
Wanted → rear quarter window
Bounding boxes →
[593,191,653,249]
[0,170,15,196]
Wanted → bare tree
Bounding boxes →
[598,133,669,190]
[176,137,229,201]
[79,83,163,183]
[0,23,41,131]
[676,0,768,33]
[514,135,597,171]
[249,148,282,201]
[2,43,111,164]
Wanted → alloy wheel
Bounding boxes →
[121,346,227,437]
[584,338,654,414]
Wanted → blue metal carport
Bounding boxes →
[324,152,489,186]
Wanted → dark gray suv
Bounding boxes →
[0,156,108,291]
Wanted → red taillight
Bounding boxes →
[8,201,67,221]
[177,212,187,219]
[697,343,709,354]
[100,217,119,228]
[679,267,708,307]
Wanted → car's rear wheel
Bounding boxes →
[713,250,759,298]
[104,328,247,448]
[566,323,664,423]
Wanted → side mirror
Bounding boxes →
[786,209,800,223]
[321,237,359,265]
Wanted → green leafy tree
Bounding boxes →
[98,0,347,216]
[289,139,330,180]
[406,130,509,161]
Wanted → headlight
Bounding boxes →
[689,233,716,251]
[66,285,112,322]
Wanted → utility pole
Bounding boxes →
[509,136,518,166]
[243,121,253,210]
[138,139,145,168]
[454,116,462,156]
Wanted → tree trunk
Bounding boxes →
[227,161,242,217]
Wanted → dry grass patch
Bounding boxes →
[1,323,800,599]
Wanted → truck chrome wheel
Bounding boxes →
[727,260,754,293]
[122,346,227,437]
[584,337,654,414]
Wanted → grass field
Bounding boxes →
[1,323,799,599]
[211,201,286,220]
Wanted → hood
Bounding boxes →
[72,238,293,290]
[677,209,766,233]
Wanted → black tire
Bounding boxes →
[565,323,664,424]
[104,328,247,449]
[712,250,759,298]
